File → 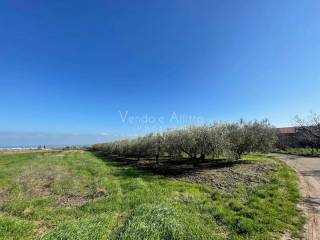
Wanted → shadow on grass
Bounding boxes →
[272,150,320,158]
[303,197,320,213]
[300,170,320,177]
[90,150,253,178]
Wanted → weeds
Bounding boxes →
[0,151,304,239]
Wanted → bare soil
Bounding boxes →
[96,153,278,191]
[270,154,320,240]
[174,162,277,191]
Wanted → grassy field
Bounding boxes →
[0,151,304,239]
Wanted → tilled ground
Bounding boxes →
[173,161,278,191]
[97,153,279,191]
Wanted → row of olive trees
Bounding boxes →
[92,119,276,161]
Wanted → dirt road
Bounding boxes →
[271,154,320,240]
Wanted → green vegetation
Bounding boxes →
[93,119,276,162]
[0,151,304,239]
[273,147,320,157]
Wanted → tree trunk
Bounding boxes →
[236,151,242,160]
[192,153,200,165]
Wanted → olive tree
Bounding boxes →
[163,124,227,162]
[174,127,199,160]
[163,129,182,158]
[92,118,276,162]
[191,124,227,160]
[150,133,164,163]
[225,119,276,159]
[207,123,228,159]
[130,137,147,160]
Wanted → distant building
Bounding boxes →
[275,127,300,149]
[276,127,298,134]
[275,126,320,149]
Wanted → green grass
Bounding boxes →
[273,147,320,157]
[0,151,304,239]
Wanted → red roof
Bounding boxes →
[277,127,297,134]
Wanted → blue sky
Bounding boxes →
[1,0,320,145]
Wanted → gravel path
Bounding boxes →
[270,154,320,240]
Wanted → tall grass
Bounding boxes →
[0,151,304,239]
